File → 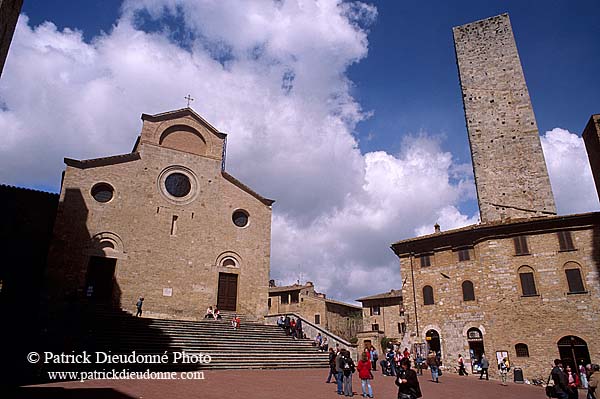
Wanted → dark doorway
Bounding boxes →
[467,328,485,371]
[86,256,116,303]
[426,329,441,355]
[217,273,238,311]
[558,336,590,371]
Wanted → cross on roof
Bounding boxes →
[184,94,194,108]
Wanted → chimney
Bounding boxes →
[434,223,441,234]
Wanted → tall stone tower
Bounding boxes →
[582,114,600,202]
[453,13,556,223]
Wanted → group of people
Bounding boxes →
[276,315,304,339]
[324,345,421,399]
[379,347,427,379]
[551,359,599,399]
[314,333,330,352]
[204,306,223,320]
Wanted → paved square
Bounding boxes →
[10,368,552,398]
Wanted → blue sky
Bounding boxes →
[4,0,599,301]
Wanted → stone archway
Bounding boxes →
[557,335,590,371]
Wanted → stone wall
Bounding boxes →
[0,0,23,77]
[398,217,600,380]
[453,14,556,223]
[46,110,272,320]
[583,114,600,202]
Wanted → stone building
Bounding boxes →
[392,13,600,380]
[583,114,600,201]
[46,108,274,320]
[0,0,23,77]
[355,290,405,354]
[267,281,362,340]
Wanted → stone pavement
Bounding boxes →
[10,368,552,398]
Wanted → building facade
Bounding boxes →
[356,290,406,354]
[46,108,274,320]
[583,114,600,202]
[268,282,362,340]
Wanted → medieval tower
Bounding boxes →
[453,13,557,223]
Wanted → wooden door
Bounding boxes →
[217,273,238,311]
[86,256,116,303]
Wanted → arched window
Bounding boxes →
[518,266,538,296]
[423,285,434,305]
[564,262,585,294]
[462,280,475,301]
[515,343,529,357]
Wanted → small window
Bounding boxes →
[423,285,434,305]
[515,343,529,357]
[519,268,537,296]
[371,323,379,332]
[420,255,431,267]
[458,249,470,262]
[370,306,380,316]
[281,294,289,304]
[398,322,406,334]
[462,280,475,301]
[268,298,272,308]
[91,183,114,203]
[558,231,575,251]
[565,268,585,293]
[514,236,529,255]
[315,314,321,325]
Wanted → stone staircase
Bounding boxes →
[82,308,329,370]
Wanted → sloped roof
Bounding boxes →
[64,153,141,169]
[356,290,402,302]
[141,108,227,139]
[222,171,275,206]
[325,298,362,310]
[268,284,309,293]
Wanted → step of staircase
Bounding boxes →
[79,308,329,371]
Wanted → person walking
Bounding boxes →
[326,347,338,384]
[135,297,144,317]
[296,318,303,340]
[479,354,489,380]
[395,357,422,399]
[566,364,580,399]
[336,348,345,395]
[580,362,589,389]
[551,359,570,399]
[458,354,468,376]
[341,350,356,397]
[588,364,599,399]
[499,357,510,386]
[357,352,374,398]
[371,347,378,371]
[427,350,440,383]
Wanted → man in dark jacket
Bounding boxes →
[335,349,345,395]
[552,359,570,399]
[479,354,490,380]
[283,315,291,335]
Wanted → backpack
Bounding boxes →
[342,357,355,375]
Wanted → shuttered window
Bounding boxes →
[458,249,470,261]
[462,280,475,301]
[423,285,434,305]
[558,231,575,251]
[519,272,537,296]
[514,236,529,255]
[372,324,379,332]
[565,268,585,293]
[420,255,431,267]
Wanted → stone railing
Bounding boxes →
[264,313,358,360]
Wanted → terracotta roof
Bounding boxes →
[64,153,141,169]
[325,298,362,310]
[0,184,59,197]
[356,290,403,302]
[141,108,227,139]
[391,212,600,256]
[222,171,275,206]
[268,284,310,293]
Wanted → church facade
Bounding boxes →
[46,108,274,320]
[393,14,600,380]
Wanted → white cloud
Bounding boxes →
[541,128,599,214]
[4,1,595,304]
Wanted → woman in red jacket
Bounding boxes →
[357,352,374,398]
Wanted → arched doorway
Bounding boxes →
[426,329,441,355]
[467,328,485,372]
[558,336,590,370]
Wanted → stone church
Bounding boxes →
[46,108,274,319]
[393,14,600,380]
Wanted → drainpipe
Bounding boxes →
[410,253,420,339]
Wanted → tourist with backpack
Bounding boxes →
[341,350,356,397]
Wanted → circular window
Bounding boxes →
[165,173,191,197]
[91,183,114,203]
[232,210,249,227]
